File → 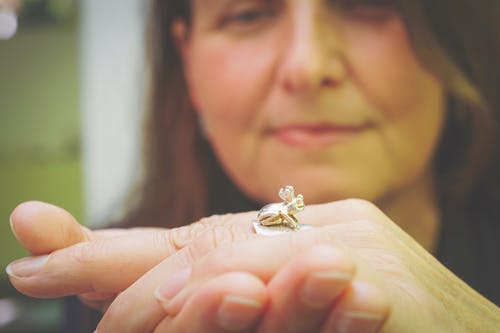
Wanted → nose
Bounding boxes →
[278,5,347,95]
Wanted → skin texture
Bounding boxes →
[174,0,445,251]
[8,201,391,332]
[7,201,500,332]
[5,0,500,332]
[179,0,445,209]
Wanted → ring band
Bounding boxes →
[252,220,313,236]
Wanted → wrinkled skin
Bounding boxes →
[7,201,499,332]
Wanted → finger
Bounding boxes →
[180,227,345,287]
[164,223,384,316]
[10,201,140,255]
[6,218,254,298]
[256,244,356,333]
[6,227,210,298]
[7,199,386,299]
[100,226,382,333]
[93,226,255,333]
[319,281,390,333]
[8,198,384,256]
[94,221,380,333]
[10,201,91,255]
[155,272,267,333]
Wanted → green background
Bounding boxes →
[0,14,82,332]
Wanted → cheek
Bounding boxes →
[184,37,281,196]
[186,38,275,129]
[347,18,438,116]
[347,18,446,183]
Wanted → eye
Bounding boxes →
[227,9,271,24]
[219,3,277,31]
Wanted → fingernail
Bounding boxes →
[154,267,191,303]
[6,255,49,278]
[300,271,353,309]
[9,213,19,241]
[337,311,384,333]
[217,295,263,331]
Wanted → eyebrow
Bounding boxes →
[194,0,232,15]
[191,0,281,29]
[189,0,229,26]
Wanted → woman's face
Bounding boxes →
[175,0,446,204]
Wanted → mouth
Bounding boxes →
[265,123,371,149]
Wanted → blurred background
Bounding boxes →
[0,0,146,331]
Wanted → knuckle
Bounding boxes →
[176,222,254,260]
[156,228,183,256]
[345,198,378,212]
[190,224,252,255]
[209,225,238,245]
[322,218,387,247]
[165,223,207,253]
[350,218,384,233]
[185,228,221,260]
[342,198,384,219]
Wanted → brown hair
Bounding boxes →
[120,0,500,228]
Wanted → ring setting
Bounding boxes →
[253,185,312,236]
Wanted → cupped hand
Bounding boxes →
[151,244,388,333]
[95,200,499,332]
[7,200,499,332]
[95,214,395,332]
[7,200,390,333]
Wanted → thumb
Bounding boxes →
[10,201,91,255]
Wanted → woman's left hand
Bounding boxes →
[6,201,256,310]
[94,199,499,333]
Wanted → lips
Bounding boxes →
[266,123,370,149]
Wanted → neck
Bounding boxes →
[377,172,441,253]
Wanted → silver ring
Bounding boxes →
[253,185,312,236]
